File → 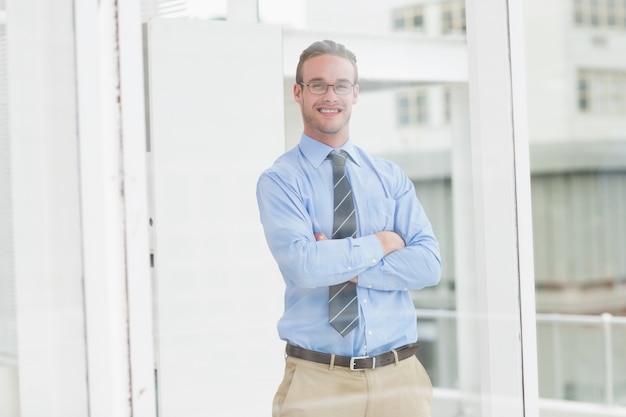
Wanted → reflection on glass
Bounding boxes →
[526,0,626,408]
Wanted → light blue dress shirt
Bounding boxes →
[256,134,441,357]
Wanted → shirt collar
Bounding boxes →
[298,133,362,169]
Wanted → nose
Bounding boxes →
[321,87,339,101]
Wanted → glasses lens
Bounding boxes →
[308,82,328,94]
[334,83,353,95]
[304,82,353,95]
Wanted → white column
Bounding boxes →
[450,83,482,416]
[74,0,156,416]
[508,0,540,414]
[463,0,539,415]
[117,1,158,415]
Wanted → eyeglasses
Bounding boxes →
[299,81,355,95]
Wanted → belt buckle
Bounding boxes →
[349,355,375,371]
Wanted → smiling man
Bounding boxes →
[296,52,357,144]
[256,40,442,417]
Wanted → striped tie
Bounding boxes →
[328,150,359,336]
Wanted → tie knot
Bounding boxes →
[329,150,348,167]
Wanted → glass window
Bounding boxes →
[414,14,424,28]
[397,95,410,125]
[441,0,466,35]
[393,16,405,30]
[527,1,626,409]
[573,0,626,29]
[578,69,626,114]
[141,1,538,416]
[416,93,428,123]
[396,90,430,126]
[444,88,452,123]
[392,6,425,32]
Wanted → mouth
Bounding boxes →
[317,107,341,115]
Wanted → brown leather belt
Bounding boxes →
[285,343,419,371]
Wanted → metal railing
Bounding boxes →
[415,308,626,406]
[536,311,626,405]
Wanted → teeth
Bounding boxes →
[320,109,338,113]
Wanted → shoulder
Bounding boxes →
[353,145,404,176]
[260,146,300,175]
[352,146,413,194]
[257,146,309,189]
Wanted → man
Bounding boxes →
[256,39,442,417]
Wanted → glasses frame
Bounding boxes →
[299,81,356,95]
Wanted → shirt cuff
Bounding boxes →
[354,234,385,289]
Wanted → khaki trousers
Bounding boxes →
[272,354,432,417]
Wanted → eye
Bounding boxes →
[309,82,327,93]
[335,83,353,94]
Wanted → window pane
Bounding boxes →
[397,95,410,125]
[393,17,405,30]
[148,1,531,416]
[527,0,626,410]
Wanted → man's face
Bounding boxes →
[294,54,359,145]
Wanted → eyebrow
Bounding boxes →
[305,77,354,83]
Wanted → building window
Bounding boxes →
[578,69,626,114]
[573,0,626,29]
[392,6,425,32]
[397,90,429,126]
[444,88,452,123]
[398,95,410,125]
[441,0,466,35]
[416,94,428,123]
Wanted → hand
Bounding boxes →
[375,231,406,256]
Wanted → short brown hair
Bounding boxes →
[295,40,358,84]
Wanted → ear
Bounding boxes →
[294,83,303,104]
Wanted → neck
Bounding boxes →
[305,130,349,149]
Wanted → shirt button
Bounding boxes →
[368,331,373,336]
[371,258,377,264]
[363,299,368,303]
[367,285,372,289]
[347,266,352,271]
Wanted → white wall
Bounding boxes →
[8,0,89,416]
[146,18,285,417]
[7,0,87,417]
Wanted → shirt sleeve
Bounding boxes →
[256,171,386,289]
[356,168,442,291]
